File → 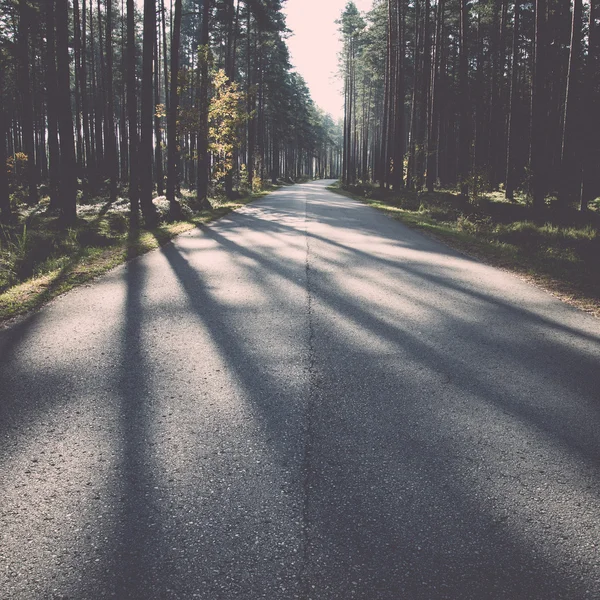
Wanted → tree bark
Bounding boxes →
[559,0,583,209]
[56,0,78,225]
[458,0,469,197]
[196,0,211,208]
[581,0,600,210]
[154,33,165,197]
[90,0,104,187]
[139,0,159,226]
[74,0,85,174]
[0,76,11,223]
[166,0,182,217]
[126,0,140,222]
[530,0,548,215]
[17,0,38,205]
[392,0,405,191]
[45,0,61,210]
[505,0,520,200]
[105,0,118,200]
[427,0,444,192]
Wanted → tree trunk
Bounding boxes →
[166,0,182,217]
[45,0,61,210]
[0,80,11,223]
[392,0,405,191]
[90,0,104,188]
[161,0,170,116]
[559,0,583,210]
[197,0,211,208]
[139,0,159,226]
[581,0,600,210]
[458,0,469,197]
[17,0,38,205]
[154,33,165,197]
[530,0,548,215]
[427,0,444,192]
[505,0,520,200]
[105,0,118,200]
[56,0,78,225]
[74,0,85,174]
[126,0,140,222]
[379,3,391,189]
[407,0,420,190]
[246,5,255,190]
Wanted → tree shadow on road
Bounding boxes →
[159,201,600,598]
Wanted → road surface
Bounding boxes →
[1,180,600,599]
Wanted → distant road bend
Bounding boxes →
[1,179,600,599]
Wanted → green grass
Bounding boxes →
[0,188,272,324]
[329,182,600,317]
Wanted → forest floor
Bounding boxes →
[0,185,282,325]
[331,182,600,318]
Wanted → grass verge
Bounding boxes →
[0,189,271,326]
[328,182,600,318]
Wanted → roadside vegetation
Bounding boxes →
[0,186,278,324]
[331,182,600,317]
[0,0,343,325]
[334,0,599,319]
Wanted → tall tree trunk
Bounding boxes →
[530,0,548,215]
[417,0,431,190]
[473,12,484,172]
[166,0,182,217]
[427,0,444,192]
[140,0,159,226]
[154,34,165,197]
[223,0,238,197]
[458,0,469,197]
[407,0,420,190]
[489,0,508,188]
[74,0,85,174]
[505,0,520,200]
[126,0,140,222]
[161,0,170,116]
[17,0,38,205]
[97,0,109,186]
[379,1,391,189]
[392,0,405,190]
[246,5,255,190]
[45,0,61,210]
[196,0,211,208]
[82,0,94,180]
[0,73,11,223]
[120,0,129,182]
[90,0,104,188]
[559,0,583,210]
[56,0,78,225]
[105,0,118,200]
[581,0,599,210]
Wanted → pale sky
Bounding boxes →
[284,0,373,120]
[135,0,372,119]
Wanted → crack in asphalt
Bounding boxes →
[301,193,317,599]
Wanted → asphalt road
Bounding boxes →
[1,179,600,599]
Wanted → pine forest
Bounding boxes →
[0,0,341,229]
[339,0,600,212]
[0,0,599,318]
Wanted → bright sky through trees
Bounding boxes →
[136,0,370,119]
[283,0,372,120]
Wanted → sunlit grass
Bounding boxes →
[0,188,272,324]
[329,182,600,317]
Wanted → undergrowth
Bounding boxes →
[331,181,600,316]
[0,186,273,323]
